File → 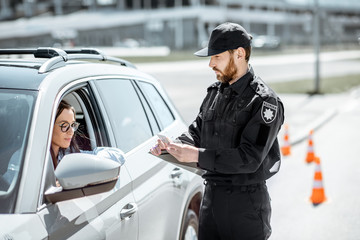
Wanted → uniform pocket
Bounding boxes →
[203,109,215,122]
[228,190,265,239]
[247,187,272,239]
[234,110,251,126]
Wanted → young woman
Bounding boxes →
[50,100,80,169]
[50,99,125,174]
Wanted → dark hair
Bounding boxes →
[229,46,251,62]
[55,100,75,121]
[50,100,80,165]
[244,46,251,62]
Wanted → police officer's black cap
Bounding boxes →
[194,22,252,57]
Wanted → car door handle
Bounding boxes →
[171,167,183,179]
[120,203,138,220]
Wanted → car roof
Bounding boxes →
[0,59,47,90]
[0,48,138,90]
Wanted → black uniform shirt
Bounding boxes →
[178,66,284,185]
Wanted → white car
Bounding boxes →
[0,48,203,239]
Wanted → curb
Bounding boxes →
[289,107,338,146]
[288,86,360,146]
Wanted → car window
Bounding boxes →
[62,91,94,151]
[95,79,152,152]
[137,81,174,129]
[133,82,161,135]
[0,90,36,213]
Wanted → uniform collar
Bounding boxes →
[228,65,254,95]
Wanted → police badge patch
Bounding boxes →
[261,101,277,124]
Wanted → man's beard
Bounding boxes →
[213,57,238,83]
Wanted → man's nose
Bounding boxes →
[209,57,215,68]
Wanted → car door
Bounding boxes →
[37,85,138,240]
[93,77,188,239]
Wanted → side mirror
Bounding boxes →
[45,152,122,203]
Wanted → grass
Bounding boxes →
[268,74,360,94]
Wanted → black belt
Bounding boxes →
[203,180,263,193]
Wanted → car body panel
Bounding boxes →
[126,135,187,239]
[0,63,45,90]
[0,214,48,239]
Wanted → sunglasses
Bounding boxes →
[55,121,80,133]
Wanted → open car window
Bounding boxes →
[63,92,96,151]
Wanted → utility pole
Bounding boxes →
[0,0,13,19]
[313,0,320,94]
[174,0,184,50]
[23,0,35,18]
[53,0,63,15]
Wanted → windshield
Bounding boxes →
[0,89,36,213]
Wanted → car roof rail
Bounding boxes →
[63,48,136,69]
[0,48,68,60]
[0,47,136,73]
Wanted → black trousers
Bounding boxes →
[198,181,272,240]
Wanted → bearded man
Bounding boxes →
[151,22,285,240]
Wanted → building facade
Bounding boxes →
[0,0,359,49]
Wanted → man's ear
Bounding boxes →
[236,47,246,59]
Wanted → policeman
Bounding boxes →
[151,22,284,240]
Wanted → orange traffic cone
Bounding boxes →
[281,124,291,156]
[305,130,316,163]
[310,157,327,206]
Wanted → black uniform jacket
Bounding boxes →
[178,66,284,185]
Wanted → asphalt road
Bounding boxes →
[138,50,360,239]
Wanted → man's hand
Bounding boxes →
[150,139,168,156]
[166,142,199,163]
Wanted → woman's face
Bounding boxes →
[52,108,75,150]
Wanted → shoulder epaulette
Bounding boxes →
[250,76,276,99]
[207,81,221,91]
